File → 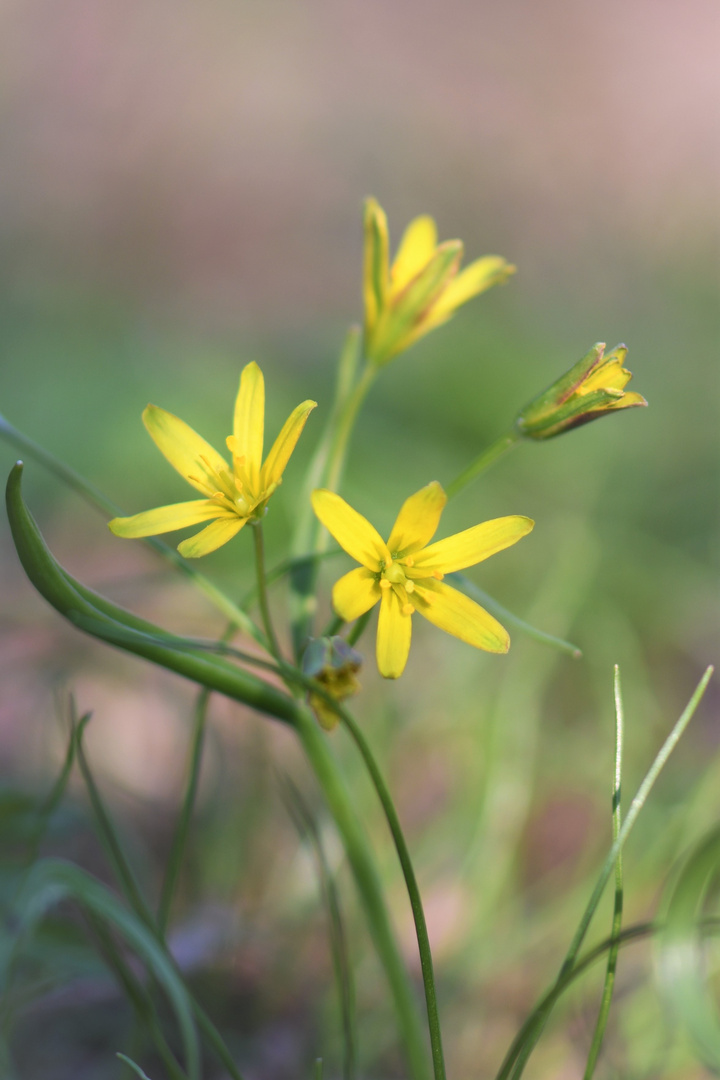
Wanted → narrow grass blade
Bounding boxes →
[449,573,582,658]
[3,859,200,1080]
[583,664,625,1077]
[117,1055,154,1080]
[282,776,357,1080]
[497,665,714,1080]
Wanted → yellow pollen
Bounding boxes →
[405,580,415,594]
[210,491,225,500]
[402,603,414,615]
[379,579,392,590]
[432,569,444,580]
[187,474,203,485]
[405,556,415,567]
[234,477,244,492]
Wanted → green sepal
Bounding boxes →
[5,462,298,726]
[370,242,462,365]
[515,343,605,427]
[516,386,624,439]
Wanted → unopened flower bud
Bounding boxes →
[302,636,363,731]
[515,343,647,441]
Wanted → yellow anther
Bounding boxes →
[234,477,244,492]
[405,580,415,594]
[402,603,415,616]
[226,437,246,464]
[405,556,415,567]
[379,579,392,590]
[432,569,444,581]
[210,491,225,500]
[187,474,203,486]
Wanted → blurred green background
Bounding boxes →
[0,1,718,1077]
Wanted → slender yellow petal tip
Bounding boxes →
[362,200,515,365]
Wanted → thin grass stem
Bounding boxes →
[445,432,520,499]
[496,664,714,1080]
[583,665,625,1078]
[282,776,357,1080]
[157,688,212,937]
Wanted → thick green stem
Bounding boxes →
[294,705,431,1080]
[445,431,520,500]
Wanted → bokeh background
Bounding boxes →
[1,1,718,1077]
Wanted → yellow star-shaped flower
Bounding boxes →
[312,482,534,678]
[363,197,515,366]
[109,362,316,558]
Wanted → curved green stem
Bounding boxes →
[339,709,446,1080]
[445,431,520,499]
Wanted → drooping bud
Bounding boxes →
[302,636,363,731]
[515,343,647,440]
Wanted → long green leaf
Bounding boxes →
[657,823,720,1070]
[3,859,200,1080]
[5,462,297,726]
[5,462,429,1080]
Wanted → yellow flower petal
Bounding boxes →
[143,405,230,496]
[363,198,390,335]
[581,357,631,394]
[108,499,226,538]
[376,586,412,678]
[413,515,534,574]
[332,567,381,621]
[413,579,509,653]
[177,516,247,558]
[612,391,647,409]
[387,481,447,556]
[233,362,265,491]
[311,490,391,570]
[390,214,438,294]
[427,256,516,322]
[261,399,317,490]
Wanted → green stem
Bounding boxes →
[445,431,520,500]
[496,664,714,1080]
[346,609,373,648]
[290,350,377,658]
[253,522,283,661]
[293,705,431,1080]
[583,665,624,1078]
[339,709,446,1080]
[158,687,212,937]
